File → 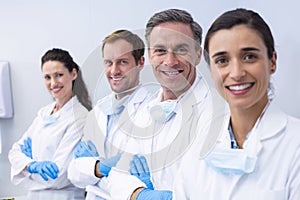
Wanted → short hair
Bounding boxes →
[102,30,145,64]
[145,8,202,50]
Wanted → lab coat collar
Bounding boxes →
[255,100,287,140]
[38,96,79,126]
[217,100,287,146]
[97,84,147,116]
[152,69,209,114]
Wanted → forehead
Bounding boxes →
[209,25,266,54]
[149,22,195,48]
[103,39,133,59]
[42,61,67,73]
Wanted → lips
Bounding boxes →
[227,83,254,91]
[111,77,123,81]
[162,70,183,76]
[51,87,62,93]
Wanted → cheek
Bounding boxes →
[211,68,223,85]
[149,54,162,67]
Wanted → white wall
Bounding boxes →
[0,0,299,197]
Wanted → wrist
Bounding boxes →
[94,160,104,178]
[130,187,145,200]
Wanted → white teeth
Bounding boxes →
[229,83,252,91]
[164,71,179,75]
[112,77,122,81]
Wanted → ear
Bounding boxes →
[270,51,277,74]
[71,68,78,80]
[195,48,202,66]
[137,56,145,71]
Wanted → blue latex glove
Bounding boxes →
[20,137,32,159]
[129,155,154,190]
[27,161,59,181]
[98,153,121,177]
[74,140,99,158]
[136,188,172,200]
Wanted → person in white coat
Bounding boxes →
[8,48,92,199]
[173,8,300,200]
[67,29,151,199]
[105,9,218,200]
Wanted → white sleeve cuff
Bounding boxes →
[107,168,146,200]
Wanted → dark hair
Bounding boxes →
[41,48,92,111]
[145,8,202,51]
[204,8,275,64]
[102,29,145,64]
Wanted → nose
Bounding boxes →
[51,78,57,88]
[229,61,246,80]
[111,63,121,75]
[163,51,179,67]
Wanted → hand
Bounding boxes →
[74,140,99,158]
[20,137,32,159]
[27,161,59,181]
[98,153,121,177]
[130,155,154,190]
[136,188,172,200]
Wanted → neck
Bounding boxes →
[114,84,139,100]
[230,96,268,148]
[162,76,195,101]
[53,96,72,114]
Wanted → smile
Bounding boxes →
[162,70,183,76]
[111,77,123,81]
[52,87,62,93]
[227,83,254,91]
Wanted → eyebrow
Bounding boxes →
[211,47,261,58]
[151,43,190,50]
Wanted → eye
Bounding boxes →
[153,48,167,55]
[244,54,257,62]
[214,57,228,66]
[56,73,64,78]
[120,59,128,65]
[44,75,51,80]
[104,60,113,67]
[174,47,188,55]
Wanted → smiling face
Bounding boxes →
[103,39,144,99]
[208,25,276,112]
[148,22,201,100]
[42,60,77,107]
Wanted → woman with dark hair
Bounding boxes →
[174,8,300,199]
[8,48,91,199]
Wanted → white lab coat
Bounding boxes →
[173,101,300,200]
[67,86,152,200]
[105,70,214,199]
[8,96,88,200]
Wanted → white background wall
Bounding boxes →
[0,0,299,197]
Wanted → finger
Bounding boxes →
[87,140,97,151]
[48,162,59,174]
[20,144,25,152]
[133,155,145,173]
[26,137,32,149]
[43,163,58,179]
[139,156,150,172]
[39,172,49,181]
[129,160,138,175]
[87,140,98,156]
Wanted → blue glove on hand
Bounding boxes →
[27,161,59,181]
[75,140,99,158]
[98,153,121,177]
[136,188,172,200]
[20,137,32,159]
[129,155,154,190]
